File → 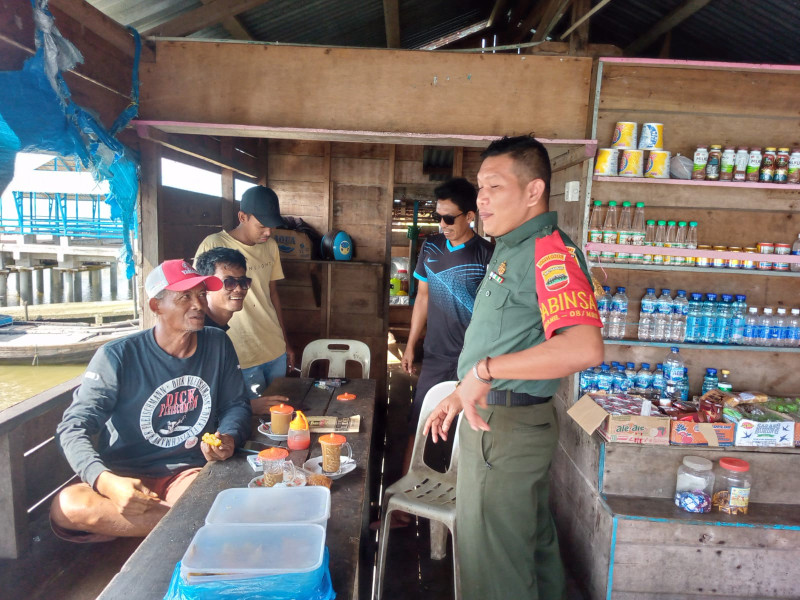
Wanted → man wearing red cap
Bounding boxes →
[50,260,252,541]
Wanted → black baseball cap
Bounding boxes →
[240,186,286,229]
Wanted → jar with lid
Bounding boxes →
[675,456,715,513]
[713,457,751,515]
[705,145,722,181]
[720,146,736,181]
[760,148,777,182]
[745,148,762,182]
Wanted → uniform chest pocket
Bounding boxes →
[477,284,510,341]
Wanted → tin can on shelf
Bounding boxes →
[757,242,774,270]
[774,243,791,270]
[733,147,749,182]
[788,148,800,184]
[760,148,777,183]
[712,246,728,268]
[774,148,790,183]
[727,247,742,269]
[638,123,664,150]
[612,122,638,149]
[742,248,757,270]
[594,148,619,176]
[720,147,736,181]
[619,149,645,177]
[692,146,709,180]
[644,150,671,178]
[695,245,712,267]
[746,148,762,182]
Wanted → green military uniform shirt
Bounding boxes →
[457,211,597,397]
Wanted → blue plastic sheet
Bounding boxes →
[163,547,336,600]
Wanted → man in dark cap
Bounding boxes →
[195,186,295,397]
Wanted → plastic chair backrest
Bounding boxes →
[300,339,371,378]
[410,381,460,472]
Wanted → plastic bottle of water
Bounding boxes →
[625,362,637,387]
[791,233,800,273]
[653,220,666,265]
[662,347,685,403]
[580,368,593,393]
[663,220,677,266]
[772,308,788,346]
[609,287,629,340]
[686,221,698,267]
[614,365,631,393]
[714,294,733,344]
[701,368,719,395]
[679,367,690,402]
[635,362,653,390]
[616,201,633,264]
[598,286,612,338]
[587,200,604,263]
[756,308,773,347]
[673,221,688,266]
[685,293,703,343]
[652,363,666,396]
[700,293,718,344]
[730,294,747,345]
[643,220,656,265]
[718,369,733,392]
[601,201,619,263]
[743,306,759,346]
[788,308,800,348]
[629,202,646,264]
[597,364,613,392]
[670,290,689,342]
[652,288,673,342]
[638,288,657,341]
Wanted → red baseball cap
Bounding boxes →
[144,259,223,299]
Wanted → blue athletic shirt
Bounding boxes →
[413,232,494,360]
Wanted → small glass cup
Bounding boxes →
[319,433,353,475]
[269,403,293,435]
[258,447,296,487]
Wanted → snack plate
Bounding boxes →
[257,422,288,441]
[302,456,356,480]
[248,470,306,488]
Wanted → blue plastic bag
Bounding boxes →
[163,547,336,600]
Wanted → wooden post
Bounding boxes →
[569,0,590,55]
[220,138,236,229]
[138,140,162,330]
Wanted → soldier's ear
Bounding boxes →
[525,178,546,208]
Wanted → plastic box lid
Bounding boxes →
[205,487,331,525]
[180,523,326,578]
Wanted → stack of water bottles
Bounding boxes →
[637,288,688,342]
[599,286,629,340]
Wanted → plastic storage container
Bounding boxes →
[712,457,751,515]
[205,487,331,527]
[674,456,714,513]
[181,523,326,583]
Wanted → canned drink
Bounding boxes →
[638,123,664,150]
[594,148,619,176]
[696,245,712,268]
[644,150,671,178]
[619,149,645,177]
[774,148,790,183]
[611,122,638,149]
[712,246,728,268]
[760,148,777,182]
[742,248,757,270]
[774,243,791,270]
[727,247,742,269]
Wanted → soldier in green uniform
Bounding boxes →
[424,135,604,600]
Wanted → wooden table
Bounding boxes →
[98,377,376,600]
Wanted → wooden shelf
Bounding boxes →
[588,262,800,278]
[603,339,800,354]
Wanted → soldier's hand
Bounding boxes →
[458,370,491,432]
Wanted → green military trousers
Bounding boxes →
[456,401,565,600]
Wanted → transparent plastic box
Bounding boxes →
[205,487,331,527]
[180,523,326,583]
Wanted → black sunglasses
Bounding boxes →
[221,276,252,291]
[432,212,464,225]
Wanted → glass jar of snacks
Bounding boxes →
[696,245,712,267]
[712,246,728,268]
[727,247,742,269]
[742,248,757,270]
[675,456,715,513]
[713,457,751,515]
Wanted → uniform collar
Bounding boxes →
[497,211,558,247]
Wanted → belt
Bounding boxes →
[485,389,552,407]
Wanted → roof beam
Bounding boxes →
[531,0,574,43]
[143,0,270,38]
[419,19,491,50]
[487,0,510,28]
[199,0,255,40]
[511,0,548,43]
[625,0,712,55]
[560,0,614,41]
[383,0,401,48]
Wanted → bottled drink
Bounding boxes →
[673,221,688,266]
[714,294,733,344]
[638,288,657,341]
[652,288,673,342]
[652,363,666,396]
[598,286,612,338]
[601,201,619,263]
[643,220,656,265]
[771,308,787,346]
[635,362,653,390]
[787,308,800,348]
[663,220,677,266]
[613,365,630,393]
[580,367,595,393]
[616,201,633,263]
[625,362,637,387]
[679,367,690,402]
[791,233,800,273]
[743,306,759,346]
[702,368,719,395]
[597,364,613,392]
[686,221,699,267]
[756,308,772,347]
[670,290,688,342]
[653,220,666,265]
[629,202,646,264]
[587,200,604,262]
[608,286,629,340]
[730,294,747,345]
[662,347,685,402]
[685,293,703,343]
[718,369,733,392]
[700,293,718,344]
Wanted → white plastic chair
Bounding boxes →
[374,381,462,600]
[299,339,371,378]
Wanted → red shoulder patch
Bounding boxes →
[535,231,602,339]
